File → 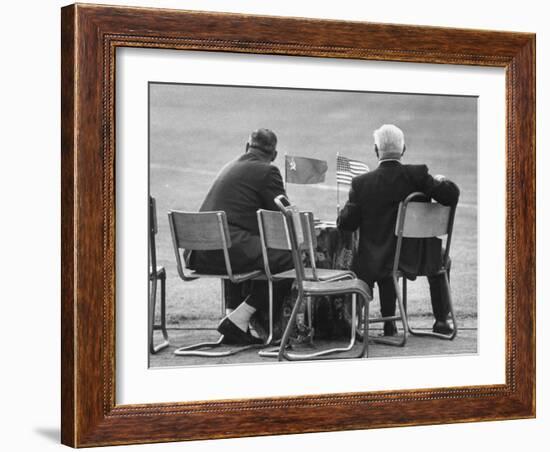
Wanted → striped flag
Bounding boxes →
[336,154,369,185]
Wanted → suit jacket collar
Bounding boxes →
[239,151,268,163]
[378,160,402,168]
[239,152,258,162]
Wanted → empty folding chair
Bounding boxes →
[168,210,263,357]
[256,206,356,357]
[149,196,169,354]
[273,196,372,361]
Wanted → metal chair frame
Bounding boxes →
[168,210,263,357]
[149,196,169,354]
[385,191,458,342]
[272,195,372,361]
[256,206,356,358]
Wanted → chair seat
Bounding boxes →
[274,268,354,281]
[187,269,263,282]
[393,265,448,279]
[303,278,372,301]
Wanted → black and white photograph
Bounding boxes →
[148,82,478,367]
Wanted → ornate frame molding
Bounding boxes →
[61,4,535,447]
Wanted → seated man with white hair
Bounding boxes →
[337,124,460,336]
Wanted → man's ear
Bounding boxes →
[245,143,250,153]
[271,150,278,162]
[374,144,379,159]
[402,144,407,157]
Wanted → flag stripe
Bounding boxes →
[337,154,369,185]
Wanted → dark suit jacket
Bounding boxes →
[337,160,460,286]
[186,152,289,274]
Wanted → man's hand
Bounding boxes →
[434,174,446,182]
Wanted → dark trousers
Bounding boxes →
[377,267,451,322]
[224,248,294,313]
[224,279,293,312]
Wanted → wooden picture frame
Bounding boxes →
[61,3,535,447]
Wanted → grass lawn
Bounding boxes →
[150,83,478,328]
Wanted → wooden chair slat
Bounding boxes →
[259,210,290,250]
[170,211,229,250]
[259,210,314,251]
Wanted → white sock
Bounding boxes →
[227,301,256,332]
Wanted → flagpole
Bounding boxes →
[284,152,287,191]
[336,152,340,217]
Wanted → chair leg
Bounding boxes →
[148,276,156,354]
[445,275,458,339]
[174,282,263,357]
[276,291,367,361]
[220,279,226,317]
[276,290,302,361]
[356,295,369,358]
[407,273,457,340]
[149,273,170,354]
[267,280,274,345]
[151,272,170,354]
[306,295,314,345]
[403,277,408,313]
[369,275,408,347]
[256,280,278,357]
[363,296,369,358]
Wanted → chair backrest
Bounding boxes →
[393,192,456,274]
[273,195,308,285]
[257,207,317,279]
[257,210,315,251]
[168,211,231,251]
[168,210,234,280]
[396,202,452,238]
[257,209,291,251]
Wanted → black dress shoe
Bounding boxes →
[433,319,454,335]
[217,318,264,345]
[383,321,397,336]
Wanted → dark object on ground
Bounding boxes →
[384,321,398,336]
[433,319,454,335]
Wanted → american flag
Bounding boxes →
[336,154,369,185]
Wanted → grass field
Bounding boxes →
[149,83,478,329]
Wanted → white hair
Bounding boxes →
[373,124,405,154]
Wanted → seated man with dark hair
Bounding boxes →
[186,128,293,344]
[337,124,460,336]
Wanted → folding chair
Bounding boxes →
[168,210,263,357]
[256,206,356,357]
[376,192,458,343]
[149,196,169,354]
[395,192,457,339]
[273,196,372,361]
